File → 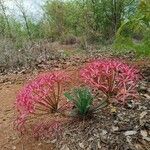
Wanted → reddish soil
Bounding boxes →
[0,56,149,150]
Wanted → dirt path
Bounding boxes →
[0,75,55,150]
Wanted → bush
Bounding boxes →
[80,59,140,104]
[114,0,150,57]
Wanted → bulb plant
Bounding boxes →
[64,87,94,116]
[15,71,70,131]
[80,59,140,104]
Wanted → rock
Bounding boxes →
[124,131,137,136]
[140,111,148,119]
[60,145,70,150]
[51,139,57,144]
[12,146,16,150]
[140,130,148,137]
[112,126,119,132]
[101,130,107,136]
[126,100,139,109]
[44,140,51,144]
[88,137,94,141]
[79,142,85,149]
[38,143,42,146]
[11,136,17,140]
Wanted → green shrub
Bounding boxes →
[114,0,150,57]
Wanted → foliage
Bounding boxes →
[114,0,150,57]
[0,0,139,50]
[41,0,140,43]
[80,59,140,104]
[15,71,70,131]
[64,87,94,116]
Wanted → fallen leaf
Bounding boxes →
[140,130,148,137]
[143,137,150,142]
[124,131,137,136]
[144,94,150,99]
[140,111,147,119]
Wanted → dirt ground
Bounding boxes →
[0,51,150,150]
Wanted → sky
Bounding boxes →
[4,0,46,20]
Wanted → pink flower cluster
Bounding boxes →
[80,59,140,103]
[15,71,69,131]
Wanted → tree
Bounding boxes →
[0,0,12,38]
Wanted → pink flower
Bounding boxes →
[80,59,140,104]
[15,71,70,131]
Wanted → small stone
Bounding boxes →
[124,131,137,136]
[88,137,94,141]
[112,126,119,132]
[44,140,51,144]
[79,142,84,149]
[12,146,16,150]
[126,100,136,109]
[60,145,70,150]
[113,120,118,124]
[101,130,107,136]
[38,143,42,146]
[12,136,17,140]
[51,139,57,144]
[140,130,148,137]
